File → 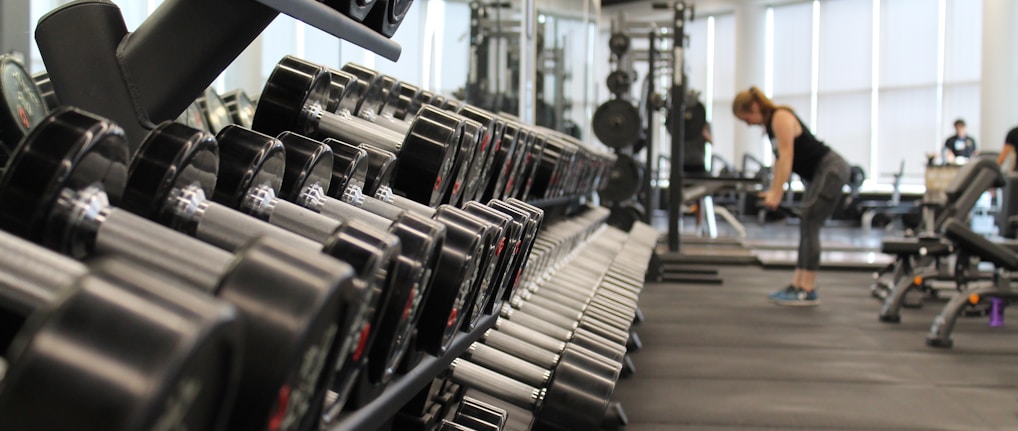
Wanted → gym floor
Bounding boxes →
[614,220,1018,431]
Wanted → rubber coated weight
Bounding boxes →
[340,63,401,117]
[608,32,630,56]
[364,0,414,37]
[455,105,499,204]
[253,56,460,207]
[196,87,233,134]
[274,132,439,392]
[606,70,632,95]
[122,121,400,420]
[482,120,521,201]
[0,55,47,164]
[449,357,615,431]
[0,232,242,431]
[324,0,379,22]
[221,89,256,128]
[31,69,60,110]
[0,108,357,431]
[600,153,644,202]
[592,99,641,149]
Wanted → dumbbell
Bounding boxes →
[196,86,234,134]
[0,107,358,431]
[177,101,211,132]
[297,138,496,356]
[122,122,417,415]
[322,0,378,22]
[252,55,461,207]
[0,55,48,165]
[221,88,257,128]
[448,356,616,431]
[267,132,448,407]
[330,64,483,206]
[319,61,539,205]
[319,138,511,340]
[444,396,508,431]
[0,231,241,430]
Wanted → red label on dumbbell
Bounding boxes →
[446,308,458,328]
[267,385,291,431]
[494,139,502,152]
[434,176,442,191]
[481,133,491,152]
[353,323,372,362]
[402,288,417,320]
[453,181,461,195]
[496,238,506,257]
[18,107,29,129]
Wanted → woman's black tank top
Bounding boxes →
[765,107,830,181]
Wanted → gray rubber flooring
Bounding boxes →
[614,265,1018,431]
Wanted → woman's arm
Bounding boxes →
[762,110,798,209]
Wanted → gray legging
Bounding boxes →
[797,151,851,270]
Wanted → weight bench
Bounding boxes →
[874,158,1005,307]
[926,220,1018,347]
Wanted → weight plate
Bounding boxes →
[482,121,521,201]
[252,55,331,139]
[600,154,644,203]
[592,99,641,149]
[0,107,129,250]
[606,70,632,95]
[0,55,48,164]
[608,32,630,56]
[384,81,423,120]
[122,122,218,227]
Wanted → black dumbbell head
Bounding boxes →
[0,107,129,251]
[212,125,286,210]
[252,55,331,138]
[324,138,370,197]
[122,121,218,227]
[391,106,462,206]
[276,131,334,202]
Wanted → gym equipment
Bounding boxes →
[592,99,641,149]
[875,158,1006,318]
[928,220,1018,347]
[267,132,443,409]
[0,231,241,431]
[606,70,633,96]
[331,63,483,206]
[448,356,614,431]
[196,86,234,133]
[600,153,645,203]
[30,70,60,110]
[0,107,357,431]
[253,55,461,206]
[0,55,48,164]
[315,138,491,356]
[221,89,257,128]
[363,0,413,37]
[124,122,419,417]
[324,0,378,22]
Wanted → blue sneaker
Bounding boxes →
[768,285,819,306]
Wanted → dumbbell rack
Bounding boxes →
[331,314,497,430]
[330,197,587,430]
